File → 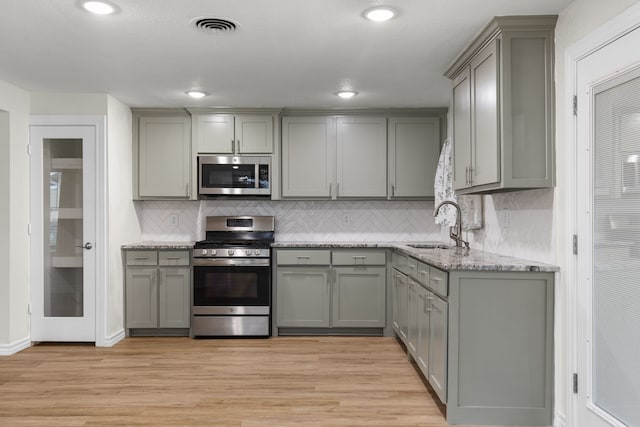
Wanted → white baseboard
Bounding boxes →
[0,336,32,356]
[554,411,567,427]
[99,328,125,347]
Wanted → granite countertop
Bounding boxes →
[122,240,559,272]
[121,241,195,250]
[274,241,559,273]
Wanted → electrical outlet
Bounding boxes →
[169,214,179,226]
[342,214,352,225]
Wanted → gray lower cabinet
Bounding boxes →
[446,270,554,426]
[275,248,386,334]
[392,249,554,426]
[124,249,191,335]
[391,269,408,341]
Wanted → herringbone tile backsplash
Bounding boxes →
[138,199,445,242]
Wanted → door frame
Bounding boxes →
[29,115,108,346]
[564,4,640,427]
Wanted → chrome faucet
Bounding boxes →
[433,201,470,249]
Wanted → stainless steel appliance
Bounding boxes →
[192,215,274,337]
[198,156,271,196]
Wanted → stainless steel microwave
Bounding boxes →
[198,156,271,196]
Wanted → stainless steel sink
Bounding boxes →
[407,243,452,250]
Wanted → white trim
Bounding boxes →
[101,328,125,347]
[554,411,567,427]
[564,4,640,427]
[0,337,32,356]
[29,115,108,346]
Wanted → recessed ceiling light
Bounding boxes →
[186,90,208,99]
[82,1,116,15]
[335,90,358,99]
[363,6,396,22]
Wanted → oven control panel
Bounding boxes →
[193,248,271,258]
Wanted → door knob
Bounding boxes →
[76,242,93,250]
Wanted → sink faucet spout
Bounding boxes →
[433,200,470,249]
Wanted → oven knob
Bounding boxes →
[254,249,261,255]
[245,249,251,255]
[211,249,217,256]
[201,249,208,256]
[227,249,235,256]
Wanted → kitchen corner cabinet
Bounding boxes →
[445,15,557,194]
[124,249,191,335]
[274,248,386,334]
[133,112,192,200]
[193,113,274,154]
[388,117,441,198]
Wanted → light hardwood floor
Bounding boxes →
[0,337,484,427]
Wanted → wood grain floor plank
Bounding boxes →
[0,337,492,427]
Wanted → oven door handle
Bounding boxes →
[192,258,270,267]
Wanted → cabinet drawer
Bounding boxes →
[159,250,190,266]
[429,266,448,297]
[277,250,331,265]
[332,250,385,266]
[392,252,409,273]
[126,250,158,266]
[417,261,430,286]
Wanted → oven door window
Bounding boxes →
[193,265,270,306]
[201,164,257,189]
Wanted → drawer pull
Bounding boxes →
[296,256,310,259]
[165,257,182,260]
[431,277,443,282]
[352,256,367,260]
[134,256,149,260]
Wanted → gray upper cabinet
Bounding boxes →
[194,113,274,154]
[388,117,441,199]
[281,116,334,198]
[446,15,557,194]
[336,116,387,198]
[133,112,192,200]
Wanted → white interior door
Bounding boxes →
[575,26,640,427]
[30,125,96,341]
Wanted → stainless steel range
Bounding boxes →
[191,216,274,337]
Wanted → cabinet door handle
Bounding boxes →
[468,165,473,186]
[237,139,241,152]
[231,139,235,153]
[465,166,469,185]
[336,183,340,197]
[185,183,189,197]
[329,182,332,198]
[391,185,395,197]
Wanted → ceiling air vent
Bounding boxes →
[192,17,238,34]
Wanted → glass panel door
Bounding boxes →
[591,71,640,427]
[30,125,96,342]
[43,138,84,317]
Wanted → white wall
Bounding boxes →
[106,96,140,338]
[0,79,31,353]
[30,93,108,116]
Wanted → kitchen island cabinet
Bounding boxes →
[274,248,386,335]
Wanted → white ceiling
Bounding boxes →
[0,0,573,109]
